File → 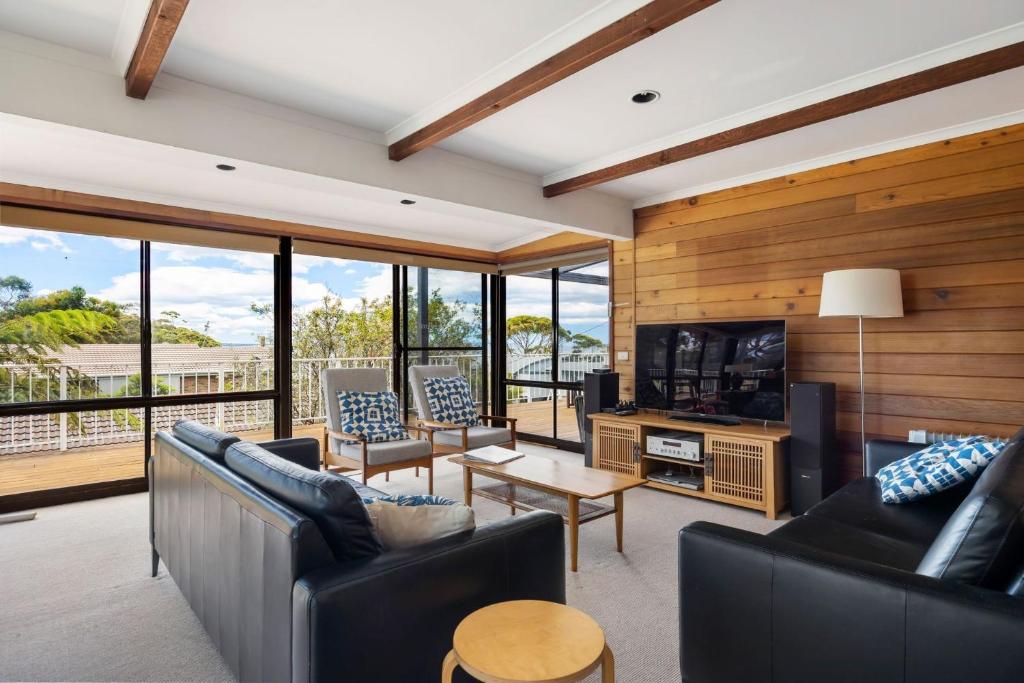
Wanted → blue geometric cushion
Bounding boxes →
[336,390,409,443]
[876,437,1006,504]
[362,494,458,506]
[423,375,481,427]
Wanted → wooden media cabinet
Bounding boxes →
[588,412,790,519]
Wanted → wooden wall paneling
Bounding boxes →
[618,122,1024,478]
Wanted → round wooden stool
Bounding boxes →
[442,600,614,683]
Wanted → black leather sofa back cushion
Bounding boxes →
[171,419,240,462]
[225,441,383,563]
[916,427,1024,589]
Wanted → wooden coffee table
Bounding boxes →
[442,600,614,682]
[449,455,645,571]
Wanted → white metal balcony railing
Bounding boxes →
[0,352,608,455]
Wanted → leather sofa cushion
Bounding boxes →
[171,420,240,462]
[806,476,967,546]
[916,427,1024,588]
[225,441,383,563]
[768,514,931,571]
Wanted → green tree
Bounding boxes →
[569,333,606,353]
[0,275,31,312]
[506,315,555,355]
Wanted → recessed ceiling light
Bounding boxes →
[215,163,236,171]
[631,90,660,104]
[400,199,416,205]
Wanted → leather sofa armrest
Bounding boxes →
[256,437,321,471]
[292,511,565,683]
[865,438,923,476]
[678,521,1024,683]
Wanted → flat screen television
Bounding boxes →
[634,320,786,422]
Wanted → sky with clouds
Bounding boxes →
[0,226,608,348]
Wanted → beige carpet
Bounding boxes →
[0,443,785,682]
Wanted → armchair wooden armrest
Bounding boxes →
[477,414,517,425]
[417,420,466,432]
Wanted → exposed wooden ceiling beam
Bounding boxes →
[124,0,189,99]
[388,0,720,161]
[543,41,1024,197]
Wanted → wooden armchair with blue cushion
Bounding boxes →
[408,364,516,455]
[319,367,434,493]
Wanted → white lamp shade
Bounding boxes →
[819,269,904,318]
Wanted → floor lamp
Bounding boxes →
[818,269,904,475]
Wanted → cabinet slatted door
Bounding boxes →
[594,422,641,477]
[706,435,766,505]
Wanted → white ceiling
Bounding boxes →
[0,0,1022,232]
[0,114,558,251]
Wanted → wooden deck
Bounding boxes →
[0,403,578,497]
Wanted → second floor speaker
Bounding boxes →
[582,371,619,467]
[789,381,838,516]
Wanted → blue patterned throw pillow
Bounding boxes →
[336,390,409,443]
[876,437,1006,504]
[362,494,458,506]
[423,375,481,427]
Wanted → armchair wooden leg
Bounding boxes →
[385,471,390,482]
[416,467,419,477]
[428,463,434,495]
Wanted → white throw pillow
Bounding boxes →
[363,495,475,549]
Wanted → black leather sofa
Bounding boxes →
[150,421,565,683]
[679,428,1024,683]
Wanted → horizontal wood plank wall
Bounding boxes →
[618,123,1024,481]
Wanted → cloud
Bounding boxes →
[104,237,139,251]
[0,226,73,253]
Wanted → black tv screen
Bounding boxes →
[635,320,786,422]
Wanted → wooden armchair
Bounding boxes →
[319,367,434,493]
[407,365,517,455]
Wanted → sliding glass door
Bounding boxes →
[399,266,488,421]
[499,258,610,451]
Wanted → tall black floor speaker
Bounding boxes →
[789,381,838,516]
[583,372,618,467]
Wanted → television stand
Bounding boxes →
[588,411,790,518]
[668,412,741,426]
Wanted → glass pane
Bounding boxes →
[406,351,483,421]
[505,385,554,438]
[152,400,274,439]
[291,256,395,433]
[557,260,610,383]
[505,270,553,382]
[0,408,145,495]
[405,267,482,348]
[0,226,141,404]
[555,388,583,443]
[150,242,274,395]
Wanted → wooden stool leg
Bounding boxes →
[441,650,458,683]
[601,644,615,683]
[415,466,419,477]
[385,471,390,482]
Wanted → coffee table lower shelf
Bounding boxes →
[473,483,614,523]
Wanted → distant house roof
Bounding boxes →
[48,344,272,373]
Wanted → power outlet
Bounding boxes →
[908,429,928,443]
[616,351,629,361]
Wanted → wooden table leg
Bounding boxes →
[441,650,458,683]
[568,494,580,572]
[614,491,623,553]
[601,644,615,683]
[463,466,473,506]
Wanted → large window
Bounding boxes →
[501,257,610,450]
[401,266,487,420]
[0,212,281,503]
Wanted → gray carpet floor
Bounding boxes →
[0,443,784,682]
